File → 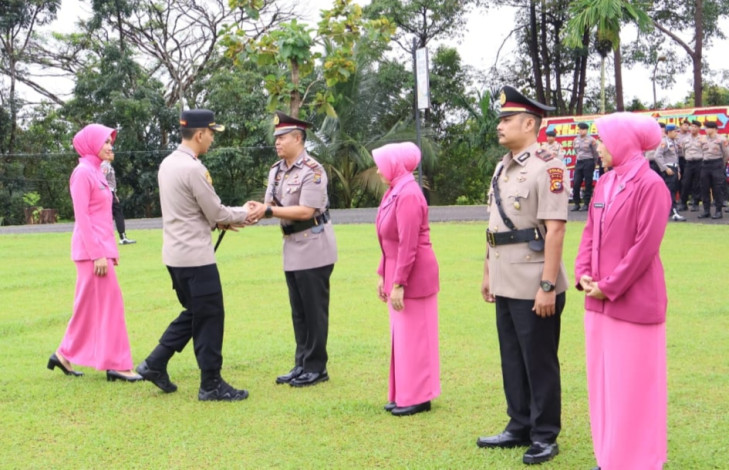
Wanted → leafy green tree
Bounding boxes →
[0,0,61,153]
[225,0,394,117]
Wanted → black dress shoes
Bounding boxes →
[476,431,530,448]
[198,379,249,402]
[712,212,723,219]
[384,402,397,412]
[290,370,329,387]
[391,401,431,416]
[276,366,304,384]
[523,441,559,465]
[47,353,83,377]
[136,360,177,393]
[570,205,581,212]
[106,370,143,382]
[698,212,711,218]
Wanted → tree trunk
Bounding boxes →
[528,0,545,103]
[576,29,590,115]
[600,55,606,114]
[540,0,551,106]
[290,60,301,118]
[614,45,624,111]
[8,56,17,155]
[693,0,703,106]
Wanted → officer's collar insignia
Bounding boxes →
[517,151,530,163]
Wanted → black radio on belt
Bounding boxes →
[281,210,330,235]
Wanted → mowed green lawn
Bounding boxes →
[1,221,727,469]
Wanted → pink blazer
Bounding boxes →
[376,179,439,299]
[70,156,120,262]
[574,163,670,324]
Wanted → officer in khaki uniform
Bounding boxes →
[541,129,565,160]
[571,122,599,211]
[698,121,729,219]
[476,86,569,466]
[680,120,704,211]
[136,109,251,402]
[248,111,338,387]
[654,124,686,221]
[644,122,666,174]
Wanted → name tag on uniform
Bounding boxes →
[593,202,605,208]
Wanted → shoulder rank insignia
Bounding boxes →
[303,157,320,170]
[547,168,564,193]
[535,149,554,162]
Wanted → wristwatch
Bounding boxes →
[540,280,556,292]
[264,206,273,218]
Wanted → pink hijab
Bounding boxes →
[595,112,661,176]
[372,142,421,192]
[72,124,117,167]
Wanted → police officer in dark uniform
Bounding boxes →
[136,109,251,402]
[699,121,729,219]
[477,86,569,466]
[571,122,599,211]
[247,112,338,387]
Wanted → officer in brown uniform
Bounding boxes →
[541,129,565,160]
[571,122,599,211]
[699,121,729,219]
[644,122,666,174]
[248,111,338,387]
[654,124,687,221]
[476,86,569,466]
[679,120,704,211]
[136,109,251,402]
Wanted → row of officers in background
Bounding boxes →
[541,119,729,221]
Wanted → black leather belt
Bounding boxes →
[486,228,543,247]
[281,210,330,235]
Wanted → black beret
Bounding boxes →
[577,122,589,130]
[658,122,666,128]
[690,120,702,127]
[180,109,224,131]
[704,121,718,129]
[498,85,555,118]
[545,129,556,137]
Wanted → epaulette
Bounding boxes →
[535,148,554,162]
[303,157,321,170]
[270,160,281,169]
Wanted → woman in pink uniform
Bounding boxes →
[373,142,440,417]
[575,112,671,470]
[47,124,141,382]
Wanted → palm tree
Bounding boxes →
[564,0,652,113]
[309,46,436,208]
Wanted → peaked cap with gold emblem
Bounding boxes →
[273,111,314,137]
[179,109,225,132]
[498,85,555,119]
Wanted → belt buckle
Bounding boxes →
[487,230,496,247]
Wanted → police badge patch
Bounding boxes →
[205,171,213,185]
[313,173,322,184]
[547,168,564,193]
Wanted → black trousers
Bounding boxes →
[572,159,595,206]
[681,160,702,206]
[662,169,680,213]
[111,191,126,236]
[701,160,726,212]
[157,264,225,372]
[496,293,565,443]
[285,264,334,372]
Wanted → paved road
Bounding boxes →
[1,204,726,235]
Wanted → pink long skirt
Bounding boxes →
[585,309,667,470]
[388,294,441,407]
[58,260,134,371]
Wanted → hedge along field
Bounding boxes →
[1,222,728,469]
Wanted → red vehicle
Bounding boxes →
[538,106,729,183]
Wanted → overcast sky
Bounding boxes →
[31,0,729,108]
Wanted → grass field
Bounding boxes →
[1,221,728,469]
